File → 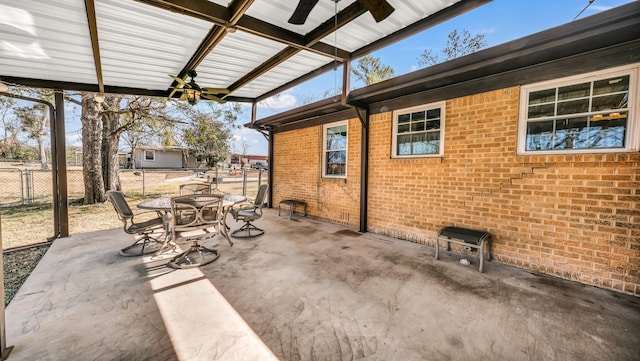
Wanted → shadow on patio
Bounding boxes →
[6,209,640,361]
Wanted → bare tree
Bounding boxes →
[0,96,21,159]
[418,29,487,67]
[14,89,54,170]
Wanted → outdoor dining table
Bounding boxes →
[137,193,247,249]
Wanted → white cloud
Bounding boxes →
[66,133,82,147]
[590,5,613,12]
[257,93,297,109]
[230,128,268,155]
[480,27,496,35]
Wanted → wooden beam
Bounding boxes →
[259,0,488,103]
[172,0,255,91]
[84,0,104,93]
[136,0,349,59]
[228,1,366,94]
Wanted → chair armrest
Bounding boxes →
[131,210,164,223]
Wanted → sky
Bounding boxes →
[65,0,635,157]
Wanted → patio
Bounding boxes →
[5,209,640,361]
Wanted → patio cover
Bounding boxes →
[0,0,489,104]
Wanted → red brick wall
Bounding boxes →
[272,86,640,295]
[273,118,361,228]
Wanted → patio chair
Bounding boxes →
[167,194,224,268]
[179,183,211,195]
[106,190,165,257]
[230,184,268,238]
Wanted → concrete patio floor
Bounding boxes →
[5,209,640,361]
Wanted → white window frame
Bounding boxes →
[391,102,445,158]
[517,63,640,155]
[144,150,156,161]
[322,121,348,179]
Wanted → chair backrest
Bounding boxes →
[170,194,223,239]
[106,190,134,220]
[179,183,211,195]
[254,184,269,208]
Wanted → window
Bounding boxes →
[323,121,347,178]
[518,64,639,154]
[392,102,445,158]
[144,150,155,161]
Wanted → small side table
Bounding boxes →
[278,199,307,219]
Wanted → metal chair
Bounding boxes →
[179,183,211,195]
[106,190,165,257]
[167,194,224,269]
[230,184,268,238]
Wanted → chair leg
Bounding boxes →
[167,241,219,269]
[119,233,164,257]
[231,221,264,238]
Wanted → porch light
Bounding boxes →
[94,93,105,103]
[184,77,202,105]
[184,87,201,105]
[0,81,7,92]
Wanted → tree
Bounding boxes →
[0,96,21,159]
[418,29,488,67]
[76,93,177,203]
[100,94,124,191]
[179,102,239,168]
[80,92,105,204]
[14,89,54,170]
[352,55,395,86]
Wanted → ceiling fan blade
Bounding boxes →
[288,0,319,25]
[201,87,230,95]
[201,93,226,104]
[169,74,187,86]
[358,0,395,22]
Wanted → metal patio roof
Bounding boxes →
[0,0,489,103]
[252,1,640,132]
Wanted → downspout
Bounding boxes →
[341,60,369,233]
[359,109,368,233]
[250,100,273,208]
[268,129,274,208]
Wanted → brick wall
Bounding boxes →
[367,86,640,295]
[272,86,639,295]
[273,118,361,228]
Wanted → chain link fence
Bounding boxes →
[0,167,267,207]
[1,165,267,249]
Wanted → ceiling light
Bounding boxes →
[184,79,202,105]
[0,81,8,92]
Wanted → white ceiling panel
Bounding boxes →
[320,0,462,52]
[0,0,481,102]
[245,0,355,35]
[196,30,288,91]
[96,0,212,90]
[0,0,96,84]
[233,50,333,98]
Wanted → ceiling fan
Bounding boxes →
[288,0,395,25]
[168,70,229,104]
